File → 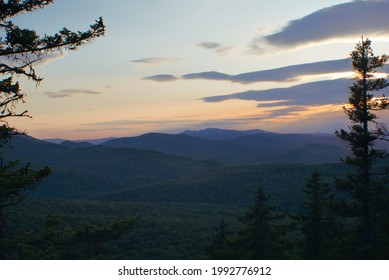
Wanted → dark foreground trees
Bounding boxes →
[297,170,333,259]
[207,188,288,260]
[0,0,105,259]
[206,39,389,260]
[335,38,389,259]
[19,214,139,259]
[237,188,287,259]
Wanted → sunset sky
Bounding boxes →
[9,0,389,140]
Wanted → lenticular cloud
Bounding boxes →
[252,0,389,52]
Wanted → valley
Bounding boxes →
[4,128,354,259]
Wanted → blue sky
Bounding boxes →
[9,0,389,139]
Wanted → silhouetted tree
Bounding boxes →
[237,187,287,259]
[0,0,105,121]
[298,170,333,259]
[335,38,389,259]
[0,0,105,259]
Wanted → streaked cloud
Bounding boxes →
[82,115,275,129]
[143,74,178,82]
[198,41,233,54]
[147,59,386,84]
[146,55,389,85]
[131,57,178,65]
[203,78,350,106]
[1,52,65,68]
[252,0,389,53]
[35,52,66,67]
[45,89,103,98]
[183,59,354,84]
[264,106,309,118]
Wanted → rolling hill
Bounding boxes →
[102,129,350,164]
[4,135,223,199]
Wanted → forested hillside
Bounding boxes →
[3,132,354,259]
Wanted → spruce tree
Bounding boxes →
[299,170,333,259]
[335,38,389,259]
[0,0,105,259]
[238,187,286,259]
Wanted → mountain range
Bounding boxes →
[83,128,350,165]
[2,128,353,200]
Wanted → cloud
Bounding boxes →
[263,106,309,118]
[0,52,66,68]
[35,52,66,67]
[198,41,233,54]
[146,58,389,84]
[81,115,275,130]
[131,57,178,65]
[143,74,178,82]
[45,89,103,98]
[252,0,389,53]
[183,71,232,81]
[199,41,222,49]
[183,59,354,84]
[203,78,350,106]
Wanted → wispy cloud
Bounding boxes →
[82,115,274,130]
[1,52,66,68]
[143,74,178,82]
[263,106,309,118]
[198,41,233,54]
[131,57,178,65]
[35,52,66,67]
[147,58,378,84]
[183,59,356,84]
[251,0,389,53]
[203,78,350,106]
[45,89,103,98]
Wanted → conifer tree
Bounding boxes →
[299,170,333,259]
[238,187,286,259]
[0,0,105,122]
[335,38,389,259]
[0,0,105,259]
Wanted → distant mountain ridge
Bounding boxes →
[44,137,116,145]
[101,128,349,164]
[39,128,358,164]
[5,135,222,199]
[3,134,350,207]
[180,128,269,140]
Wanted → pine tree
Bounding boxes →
[238,187,287,259]
[299,170,333,259]
[335,38,389,259]
[0,0,105,259]
[0,0,105,121]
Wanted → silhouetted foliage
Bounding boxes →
[296,170,334,259]
[236,187,288,259]
[335,38,389,259]
[0,0,105,259]
[0,0,105,122]
[0,132,51,259]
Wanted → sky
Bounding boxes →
[8,0,389,140]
